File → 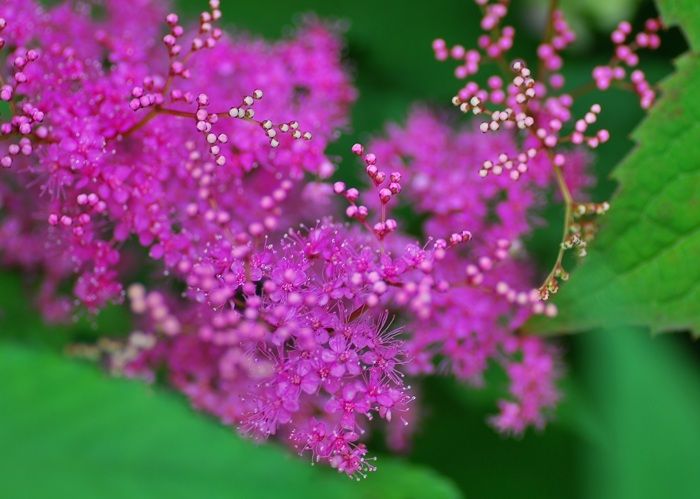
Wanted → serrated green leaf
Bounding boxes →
[656,0,700,50]
[528,1,700,335]
[0,344,461,499]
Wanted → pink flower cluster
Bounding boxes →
[0,0,661,477]
[433,0,661,300]
[364,108,569,430]
[0,0,353,318]
[593,19,662,108]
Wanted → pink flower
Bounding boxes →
[322,335,361,378]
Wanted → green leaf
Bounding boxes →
[581,328,700,499]
[529,0,700,335]
[404,330,700,499]
[656,0,700,50]
[0,344,461,499]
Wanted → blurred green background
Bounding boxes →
[2,0,699,498]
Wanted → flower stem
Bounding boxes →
[536,0,561,81]
[539,157,574,298]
